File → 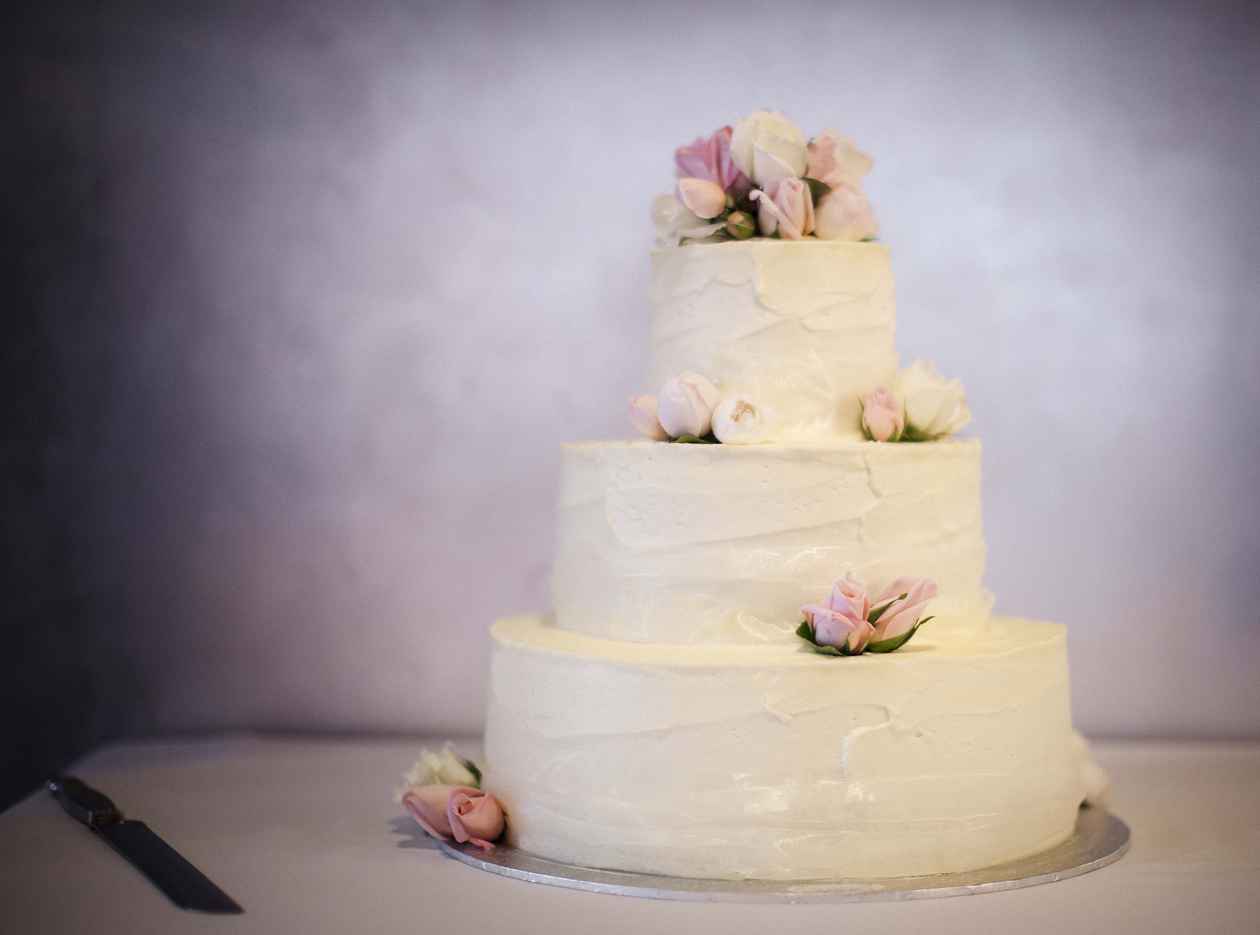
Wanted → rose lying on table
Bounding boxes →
[397,744,506,851]
[798,574,938,656]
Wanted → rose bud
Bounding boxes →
[806,131,874,190]
[446,787,506,851]
[677,177,727,220]
[402,743,478,789]
[896,361,971,439]
[657,372,721,438]
[711,396,771,444]
[860,387,904,442]
[401,783,459,840]
[802,603,875,654]
[628,394,669,440]
[828,573,871,621]
[814,182,878,242]
[674,125,751,199]
[870,576,938,642]
[725,210,756,240]
[751,178,815,240]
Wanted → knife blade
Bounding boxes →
[48,775,244,914]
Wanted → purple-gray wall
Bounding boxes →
[7,0,1260,806]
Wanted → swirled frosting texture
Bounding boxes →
[485,615,1085,881]
[552,440,990,644]
[649,240,898,441]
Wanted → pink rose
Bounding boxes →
[401,784,459,840]
[828,573,870,620]
[871,577,938,642]
[806,131,873,189]
[447,787,506,852]
[628,394,669,440]
[751,178,815,240]
[657,372,721,438]
[814,183,877,242]
[861,387,904,442]
[803,604,875,654]
[803,575,874,653]
[674,126,751,198]
[676,177,727,219]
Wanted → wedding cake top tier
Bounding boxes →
[649,240,897,441]
[634,111,971,448]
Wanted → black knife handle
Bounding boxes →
[48,776,123,829]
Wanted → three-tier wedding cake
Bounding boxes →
[475,112,1104,881]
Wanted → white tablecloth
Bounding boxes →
[2,737,1257,933]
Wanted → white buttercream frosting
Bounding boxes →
[485,615,1087,881]
[649,240,897,441]
[552,439,990,644]
[474,230,1104,883]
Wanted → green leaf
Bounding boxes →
[867,594,907,626]
[866,616,934,654]
[866,629,915,654]
[803,177,832,204]
[797,618,860,656]
[899,424,936,443]
[460,757,483,789]
[673,433,719,444]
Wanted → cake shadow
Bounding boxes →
[389,814,442,851]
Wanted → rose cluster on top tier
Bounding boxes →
[653,110,878,246]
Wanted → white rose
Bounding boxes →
[895,361,971,439]
[729,111,808,190]
[403,743,478,789]
[651,194,724,247]
[711,396,773,444]
[657,372,721,438]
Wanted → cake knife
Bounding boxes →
[48,776,244,914]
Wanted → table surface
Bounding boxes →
[2,737,1258,934]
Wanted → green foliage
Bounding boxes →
[672,433,719,444]
[867,593,907,626]
[796,618,858,656]
[866,616,934,654]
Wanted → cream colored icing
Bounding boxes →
[552,439,990,644]
[485,615,1088,881]
[475,236,1109,882]
[649,240,898,441]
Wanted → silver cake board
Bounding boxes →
[438,806,1129,903]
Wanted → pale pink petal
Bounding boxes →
[402,785,458,840]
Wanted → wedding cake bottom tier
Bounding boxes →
[484,615,1089,881]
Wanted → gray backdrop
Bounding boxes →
[11,0,1260,794]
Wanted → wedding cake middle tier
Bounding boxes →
[553,439,989,644]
